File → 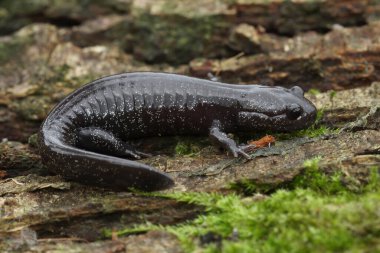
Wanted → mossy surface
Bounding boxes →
[8,63,95,121]
[10,96,52,121]
[0,141,44,172]
[128,14,231,64]
[174,137,210,156]
[109,157,380,253]
[0,37,29,64]
[0,0,131,35]
[275,109,338,140]
[164,190,380,253]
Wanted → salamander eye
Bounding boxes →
[290,86,304,97]
[286,103,303,120]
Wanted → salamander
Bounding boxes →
[38,72,317,191]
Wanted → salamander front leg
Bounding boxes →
[76,127,150,159]
[209,121,251,159]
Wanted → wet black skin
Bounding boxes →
[38,72,317,191]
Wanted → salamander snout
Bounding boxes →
[286,103,303,120]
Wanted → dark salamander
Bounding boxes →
[38,72,316,191]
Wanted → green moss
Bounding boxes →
[10,96,52,121]
[363,166,380,192]
[0,0,48,16]
[231,157,379,196]
[306,88,321,95]
[109,164,380,252]
[294,124,333,138]
[110,182,380,253]
[230,156,367,196]
[170,190,380,253]
[276,109,338,139]
[0,38,28,64]
[288,156,347,195]
[290,160,379,195]
[28,133,39,148]
[229,179,277,195]
[329,90,337,100]
[36,64,82,96]
[8,63,95,122]
[108,148,379,252]
[0,0,49,34]
[175,140,200,156]
[129,13,230,64]
[3,63,88,122]
[175,141,196,156]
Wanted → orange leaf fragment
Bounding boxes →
[247,135,276,149]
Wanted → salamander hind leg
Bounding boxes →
[209,120,251,159]
[76,127,149,159]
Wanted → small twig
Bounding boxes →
[37,237,88,243]
[11,178,24,185]
[338,105,379,134]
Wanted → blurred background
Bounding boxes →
[1,0,380,142]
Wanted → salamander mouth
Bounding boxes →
[248,111,288,124]
[246,103,303,119]
[238,111,314,131]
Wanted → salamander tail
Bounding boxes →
[38,129,174,191]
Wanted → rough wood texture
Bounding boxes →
[190,21,380,91]
[0,0,380,252]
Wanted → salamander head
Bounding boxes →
[237,85,317,131]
